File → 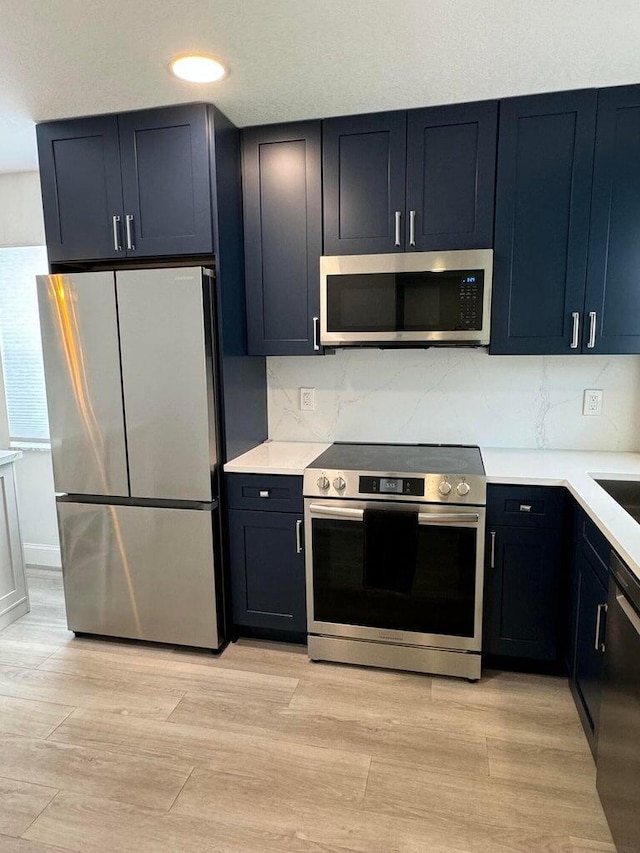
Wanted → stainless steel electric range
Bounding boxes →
[303,443,486,680]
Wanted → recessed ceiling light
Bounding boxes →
[169,54,227,83]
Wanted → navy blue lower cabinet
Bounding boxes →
[228,509,306,639]
[483,525,565,662]
[569,507,610,755]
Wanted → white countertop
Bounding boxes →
[482,447,640,582]
[0,450,22,466]
[225,441,640,582]
[223,441,331,476]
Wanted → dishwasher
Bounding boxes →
[596,551,640,853]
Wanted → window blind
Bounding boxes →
[0,246,50,441]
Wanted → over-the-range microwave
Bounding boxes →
[320,249,493,347]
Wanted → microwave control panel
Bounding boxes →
[458,274,483,329]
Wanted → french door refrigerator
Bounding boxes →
[37,267,224,649]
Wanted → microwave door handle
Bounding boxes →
[418,512,480,524]
[309,504,364,521]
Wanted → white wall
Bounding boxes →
[0,171,60,567]
[0,173,45,246]
[268,349,640,451]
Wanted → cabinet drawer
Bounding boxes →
[487,485,566,529]
[577,510,610,585]
[226,474,303,513]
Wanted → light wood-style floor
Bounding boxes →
[0,569,615,853]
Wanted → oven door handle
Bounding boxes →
[309,504,364,521]
[308,505,480,524]
[418,512,480,524]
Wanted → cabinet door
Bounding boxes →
[0,464,29,631]
[584,85,640,353]
[406,101,497,251]
[483,525,564,660]
[491,91,597,354]
[572,549,608,738]
[323,111,406,255]
[118,105,213,257]
[228,510,306,635]
[243,122,323,355]
[36,116,124,263]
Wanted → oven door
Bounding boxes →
[305,499,485,651]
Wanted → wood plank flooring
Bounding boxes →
[0,569,615,853]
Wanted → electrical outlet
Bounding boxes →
[583,389,603,416]
[300,387,315,411]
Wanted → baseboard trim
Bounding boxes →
[0,597,29,630]
[24,543,61,569]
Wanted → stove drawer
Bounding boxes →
[226,474,303,513]
[487,485,566,529]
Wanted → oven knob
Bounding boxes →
[316,475,330,490]
[333,476,346,491]
[456,481,471,496]
[438,480,452,496]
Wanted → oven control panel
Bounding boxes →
[303,469,486,504]
[359,476,425,497]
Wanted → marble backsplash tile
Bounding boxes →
[267,349,640,451]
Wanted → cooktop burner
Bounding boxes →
[308,442,485,476]
[304,442,486,504]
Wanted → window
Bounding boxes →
[0,246,50,442]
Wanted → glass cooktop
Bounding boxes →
[307,442,485,476]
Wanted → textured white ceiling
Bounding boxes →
[1,0,639,173]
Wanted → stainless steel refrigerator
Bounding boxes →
[37,266,224,649]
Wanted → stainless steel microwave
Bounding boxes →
[320,250,493,347]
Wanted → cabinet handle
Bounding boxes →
[313,316,320,351]
[409,210,416,247]
[490,531,496,569]
[570,312,580,349]
[112,215,122,252]
[587,311,597,349]
[594,602,607,652]
[295,519,303,554]
[259,489,270,498]
[394,211,402,247]
[125,214,135,251]
[519,504,532,513]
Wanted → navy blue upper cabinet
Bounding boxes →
[584,85,640,354]
[491,91,597,355]
[406,101,497,251]
[118,105,213,258]
[37,104,214,263]
[37,116,125,263]
[323,105,497,255]
[242,121,323,355]
[323,111,406,255]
